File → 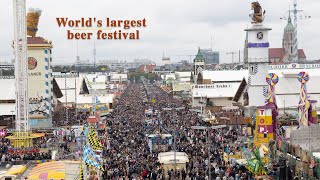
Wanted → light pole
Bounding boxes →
[163,107,184,174]
[191,125,227,180]
[61,71,68,125]
[75,72,78,125]
[11,110,14,129]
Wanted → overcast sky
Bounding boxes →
[0,0,319,64]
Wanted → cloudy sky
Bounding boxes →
[0,0,319,64]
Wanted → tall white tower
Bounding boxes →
[246,2,271,109]
[13,0,29,133]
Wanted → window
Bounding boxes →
[44,49,48,54]
[45,58,48,62]
[45,82,49,86]
[291,46,293,54]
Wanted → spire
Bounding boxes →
[284,7,294,32]
[288,7,292,24]
[194,47,204,61]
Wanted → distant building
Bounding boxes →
[269,48,306,64]
[162,57,171,65]
[152,64,178,75]
[269,13,306,64]
[138,64,156,73]
[200,49,219,64]
[98,59,155,70]
[133,59,154,64]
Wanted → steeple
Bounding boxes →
[194,47,204,62]
[193,47,205,83]
[288,7,292,24]
[283,7,295,62]
[284,7,294,32]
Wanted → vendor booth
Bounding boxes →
[147,134,172,152]
[158,152,189,175]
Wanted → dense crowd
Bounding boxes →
[101,79,253,180]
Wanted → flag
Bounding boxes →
[87,127,103,150]
[78,164,84,180]
[83,145,104,171]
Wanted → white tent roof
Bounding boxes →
[179,78,191,82]
[0,79,15,100]
[201,70,246,82]
[86,74,107,83]
[269,69,320,95]
[55,76,85,103]
[175,71,191,78]
[111,73,128,81]
[0,103,15,116]
[158,152,189,164]
[77,95,114,104]
[165,74,176,80]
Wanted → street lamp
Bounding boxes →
[162,107,185,174]
[61,71,69,125]
[10,110,14,129]
[191,125,227,180]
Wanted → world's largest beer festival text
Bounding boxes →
[56,17,147,40]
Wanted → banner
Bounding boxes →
[255,108,273,144]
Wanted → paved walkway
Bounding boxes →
[65,161,81,180]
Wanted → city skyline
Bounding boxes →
[0,0,319,64]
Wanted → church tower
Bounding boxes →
[282,11,295,63]
[193,48,205,84]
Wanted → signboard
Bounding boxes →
[254,108,273,144]
[269,63,320,70]
[77,103,108,113]
[247,42,269,48]
[53,73,79,78]
[193,83,232,89]
[0,76,15,79]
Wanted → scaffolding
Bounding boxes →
[12,0,33,148]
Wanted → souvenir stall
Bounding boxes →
[158,152,189,175]
[147,133,172,152]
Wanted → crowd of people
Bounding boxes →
[101,79,254,180]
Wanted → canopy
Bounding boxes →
[28,161,65,180]
[6,165,26,175]
[148,134,172,138]
[32,133,46,138]
[6,132,45,140]
[158,152,189,164]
